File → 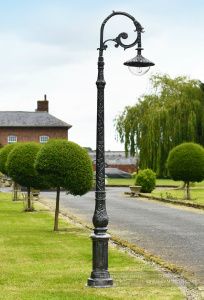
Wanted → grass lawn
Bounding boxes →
[156,179,182,186]
[0,193,185,300]
[107,178,204,205]
[107,178,182,187]
[107,178,135,186]
[152,188,204,206]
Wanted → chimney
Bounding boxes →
[36,94,49,112]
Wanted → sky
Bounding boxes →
[0,0,203,151]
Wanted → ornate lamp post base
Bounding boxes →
[87,233,113,287]
[87,277,113,288]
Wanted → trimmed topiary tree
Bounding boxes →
[167,142,204,200]
[35,139,93,231]
[135,168,156,193]
[0,143,19,200]
[7,142,49,211]
[0,144,17,176]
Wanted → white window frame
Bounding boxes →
[8,135,17,144]
[39,135,49,144]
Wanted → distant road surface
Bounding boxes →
[41,187,204,285]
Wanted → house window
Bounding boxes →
[8,135,17,144]
[39,135,49,143]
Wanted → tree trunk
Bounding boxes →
[13,182,18,201]
[54,187,60,231]
[184,181,191,200]
[27,186,32,211]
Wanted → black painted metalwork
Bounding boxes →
[124,54,155,67]
[87,10,154,288]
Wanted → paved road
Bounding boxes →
[40,187,204,285]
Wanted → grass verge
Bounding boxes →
[107,178,182,187]
[108,178,204,207]
[0,192,186,300]
[152,188,204,206]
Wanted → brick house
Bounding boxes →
[89,150,137,173]
[0,96,71,146]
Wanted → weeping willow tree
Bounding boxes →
[115,74,204,177]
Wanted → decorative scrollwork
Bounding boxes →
[102,32,138,50]
[114,32,138,50]
[98,11,143,53]
[114,32,128,47]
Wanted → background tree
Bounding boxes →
[7,142,49,211]
[35,139,93,231]
[115,74,204,177]
[0,143,19,200]
[167,142,204,200]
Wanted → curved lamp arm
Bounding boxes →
[98,11,143,56]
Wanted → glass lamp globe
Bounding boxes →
[124,54,155,76]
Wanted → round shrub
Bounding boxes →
[64,142,94,195]
[35,139,93,194]
[135,168,156,193]
[0,144,17,175]
[35,139,93,231]
[167,142,204,183]
[7,142,48,189]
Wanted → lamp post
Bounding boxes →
[87,11,154,288]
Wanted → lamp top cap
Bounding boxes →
[124,54,155,68]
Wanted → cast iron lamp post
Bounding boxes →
[87,11,154,288]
